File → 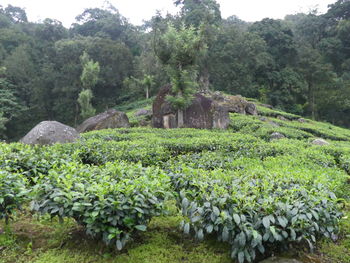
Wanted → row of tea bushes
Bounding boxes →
[169,166,343,263]
[0,171,27,224]
[232,109,350,142]
[1,127,350,262]
[31,161,171,250]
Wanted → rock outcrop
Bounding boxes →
[135,109,152,118]
[297,118,307,123]
[312,138,329,146]
[278,115,289,121]
[77,109,130,133]
[152,86,230,129]
[20,121,79,145]
[270,132,285,140]
[212,92,258,115]
[152,86,257,129]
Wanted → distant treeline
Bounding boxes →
[0,0,349,140]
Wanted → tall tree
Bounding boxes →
[250,18,297,68]
[77,51,100,121]
[175,0,221,91]
[0,67,26,139]
[298,46,336,119]
[155,23,206,127]
[142,74,154,99]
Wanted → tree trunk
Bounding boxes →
[308,82,315,120]
[199,66,210,92]
[146,87,149,99]
[312,89,315,120]
[177,109,184,128]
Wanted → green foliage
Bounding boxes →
[0,72,26,139]
[0,112,7,135]
[1,2,350,139]
[80,51,100,90]
[173,167,341,262]
[77,89,96,120]
[155,23,206,113]
[31,162,171,250]
[0,119,350,261]
[0,171,27,224]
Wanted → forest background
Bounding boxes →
[0,0,350,140]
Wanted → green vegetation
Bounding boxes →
[1,0,350,261]
[1,107,350,262]
[155,23,206,127]
[1,0,350,140]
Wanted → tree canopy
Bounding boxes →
[0,1,350,140]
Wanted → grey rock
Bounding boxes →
[312,138,330,146]
[152,85,230,129]
[211,91,225,101]
[260,257,302,263]
[152,88,259,129]
[77,109,130,133]
[270,132,285,140]
[246,102,258,116]
[218,95,247,114]
[260,117,268,122]
[135,109,152,117]
[20,121,79,145]
[278,115,289,121]
[297,118,307,123]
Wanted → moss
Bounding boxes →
[0,213,232,263]
[317,207,350,263]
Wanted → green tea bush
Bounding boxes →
[257,105,301,120]
[170,167,342,263]
[31,161,171,250]
[0,171,27,224]
[0,143,76,184]
[0,125,349,261]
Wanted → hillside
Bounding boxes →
[0,102,350,263]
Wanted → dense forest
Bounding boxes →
[0,0,350,140]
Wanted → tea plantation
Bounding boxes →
[1,105,350,263]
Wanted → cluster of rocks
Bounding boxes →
[20,109,130,145]
[18,85,333,147]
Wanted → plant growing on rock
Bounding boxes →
[155,23,207,127]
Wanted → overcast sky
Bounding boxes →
[1,0,337,27]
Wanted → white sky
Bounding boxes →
[1,0,337,27]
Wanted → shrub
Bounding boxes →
[170,167,343,263]
[0,171,27,224]
[31,162,171,250]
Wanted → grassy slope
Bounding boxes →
[1,101,350,263]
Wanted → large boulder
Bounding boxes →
[245,102,258,115]
[152,86,230,129]
[212,92,258,115]
[77,109,130,133]
[20,121,79,145]
[152,86,258,129]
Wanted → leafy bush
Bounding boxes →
[0,124,349,261]
[0,171,27,224]
[31,162,171,250]
[170,167,343,263]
